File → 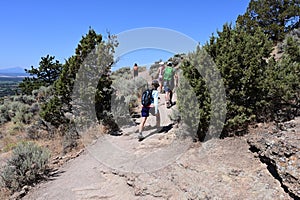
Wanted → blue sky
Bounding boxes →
[0,0,250,71]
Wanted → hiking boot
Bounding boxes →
[138,133,144,141]
[166,101,172,109]
[166,101,173,109]
[165,101,170,108]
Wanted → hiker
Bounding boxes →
[157,61,165,93]
[133,63,138,78]
[163,62,176,108]
[138,80,160,141]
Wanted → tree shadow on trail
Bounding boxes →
[142,123,174,140]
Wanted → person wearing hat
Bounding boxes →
[163,62,176,108]
[157,61,165,93]
[138,79,161,141]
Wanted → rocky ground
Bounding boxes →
[22,134,293,200]
[247,118,300,199]
[21,92,299,200]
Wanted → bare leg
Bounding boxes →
[165,91,170,104]
[156,111,160,128]
[139,117,147,133]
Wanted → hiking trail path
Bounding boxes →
[23,71,292,200]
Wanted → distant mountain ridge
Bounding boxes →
[0,67,28,77]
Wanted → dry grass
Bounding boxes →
[79,123,108,146]
[0,122,27,153]
[0,120,100,198]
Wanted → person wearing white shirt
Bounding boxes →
[138,80,160,141]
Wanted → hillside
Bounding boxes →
[0,4,299,198]
[10,70,298,200]
[0,67,27,77]
[0,45,299,199]
[21,93,299,200]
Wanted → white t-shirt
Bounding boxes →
[151,89,159,114]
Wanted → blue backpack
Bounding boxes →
[141,89,153,106]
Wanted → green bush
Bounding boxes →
[15,103,31,124]
[112,76,147,98]
[129,94,139,111]
[1,141,51,192]
[109,75,148,129]
[21,95,36,105]
[60,122,79,154]
[204,24,273,136]
[112,67,131,79]
[149,62,160,79]
[178,48,221,141]
[262,33,300,122]
[0,95,37,125]
[32,86,54,103]
[11,106,32,124]
[0,105,9,124]
[29,103,40,114]
[40,96,66,127]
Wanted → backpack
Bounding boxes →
[141,89,153,107]
[163,66,173,81]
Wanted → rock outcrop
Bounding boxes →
[247,118,300,199]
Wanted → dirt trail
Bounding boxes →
[23,136,291,200]
[23,70,292,200]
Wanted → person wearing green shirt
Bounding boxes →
[163,62,175,108]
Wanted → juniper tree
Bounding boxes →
[237,0,300,42]
[54,29,103,111]
[263,31,300,121]
[41,29,117,128]
[177,46,226,141]
[19,55,62,95]
[204,24,273,136]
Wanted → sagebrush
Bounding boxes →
[1,141,51,192]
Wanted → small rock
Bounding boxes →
[127,181,134,187]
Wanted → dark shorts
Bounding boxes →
[163,80,174,92]
[141,106,156,117]
[134,70,138,77]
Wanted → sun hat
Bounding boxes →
[159,61,164,65]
